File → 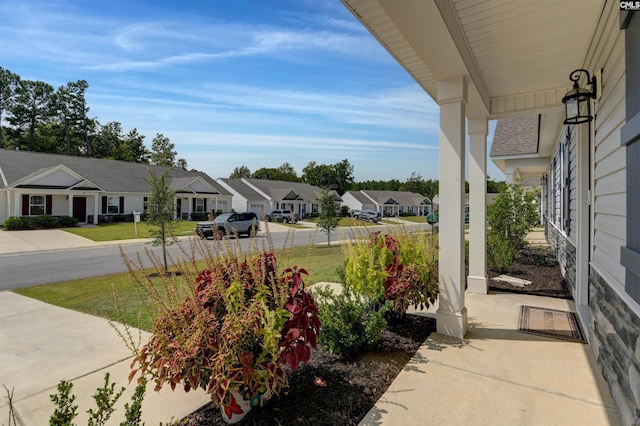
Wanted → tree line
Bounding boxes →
[230,160,507,198]
[0,67,187,168]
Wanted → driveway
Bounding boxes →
[0,229,99,255]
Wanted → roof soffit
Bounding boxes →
[343,0,605,118]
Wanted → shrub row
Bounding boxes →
[3,215,79,230]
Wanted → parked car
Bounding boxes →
[350,209,362,219]
[359,210,380,223]
[195,212,259,239]
[266,209,295,223]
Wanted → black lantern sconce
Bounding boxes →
[540,173,548,187]
[562,69,597,125]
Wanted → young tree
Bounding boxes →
[317,188,340,247]
[486,182,539,272]
[145,168,178,274]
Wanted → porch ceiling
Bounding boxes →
[342,0,605,119]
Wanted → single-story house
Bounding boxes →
[217,178,269,219]
[342,0,639,421]
[341,190,431,216]
[0,149,231,224]
[217,178,341,219]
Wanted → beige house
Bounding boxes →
[342,0,639,421]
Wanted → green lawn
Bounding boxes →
[14,244,344,331]
[304,217,380,227]
[62,220,198,241]
[400,216,427,223]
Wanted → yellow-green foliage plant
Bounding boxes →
[341,227,438,316]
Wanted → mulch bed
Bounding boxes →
[182,245,569,425]
[182,315,435,425]
[487,245,571,299]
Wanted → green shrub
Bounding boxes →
[313,286,388,356]
[487,232,517,273]
[57,216,79,227]
[4,216,29,230]
[49,380,78,425]
[112,214,129,223]
[486,183,538,272]
[189,212,208,221]
[32,214,57,228]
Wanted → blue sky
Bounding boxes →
[0,0,503,182]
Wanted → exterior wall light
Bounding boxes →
[562,69,597,125]
[540,173,548,187]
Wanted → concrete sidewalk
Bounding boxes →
[359,292,622,425]
[0,291,210,425]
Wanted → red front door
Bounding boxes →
[72,197,86,222]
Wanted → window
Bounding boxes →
[195,198,205,213]
[30,195,45,216]
[107,196,120,214]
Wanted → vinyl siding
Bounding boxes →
[587,5,626,290]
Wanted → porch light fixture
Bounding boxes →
[540,173,548,187]
[562,69,597,125]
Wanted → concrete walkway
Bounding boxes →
[0,291,210,425]
[359,292,621,425]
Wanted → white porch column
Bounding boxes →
[68,193,74,217]
[436,76,468,338]
[93,195,99,224]
[14,191,20,216]
[505,166,515,184]
[467,118,489,294]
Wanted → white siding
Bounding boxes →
[32,169,79,187]
[124,196,145,215]
[51,195,68,216]
[587,5,627,289]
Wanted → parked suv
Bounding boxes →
[195,212,259,239]
[359,210,380,223]
[266,209,295,223]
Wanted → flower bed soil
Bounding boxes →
[182,315,436,425]
[487,245,571,299]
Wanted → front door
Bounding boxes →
[72,197,86,222]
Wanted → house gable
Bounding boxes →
[12,165,102,191]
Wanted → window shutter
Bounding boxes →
[192,198,196,212]
[119,197,124,214]
[22,195,29,215]
[204,198,207,212]
[46,195,52,215]
[101,196,107,214]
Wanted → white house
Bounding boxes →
[0,149,231,224]
[342,0,640,421]
[218,178,341,219]
[341,190,431,216]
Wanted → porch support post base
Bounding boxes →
[467,275,488,294]
[436,307,468,339]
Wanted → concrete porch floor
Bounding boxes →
[360,291,621,425]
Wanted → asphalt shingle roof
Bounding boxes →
[243,178,341,202]
[0,149,231,195]
[358,190,431,206]
[490,115,539,157]
[218,178,268,201]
